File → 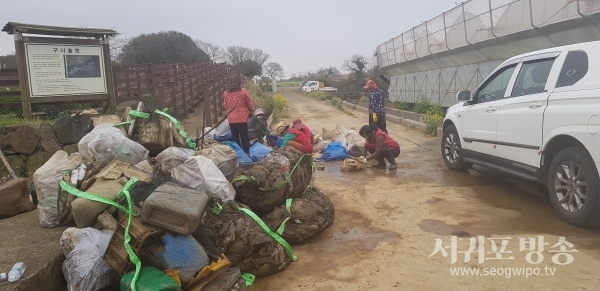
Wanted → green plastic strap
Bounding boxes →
[212,202,223,215]
[231,154,311,192]
[129,110,150,119]
[241,273,255,286]
[154,109,197,150]
[59,178,142,291]
[276,198,301,236]
[113,121,131,128]
[238,207,297,261]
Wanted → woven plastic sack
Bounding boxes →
[232,148,313,213]
[155,147,195,176]
[78,125,149,165]
[146,234,209,285]
[120,266,180,291]
[61,227,119,291]
[202,200,292,278]
[264,187,335,244]
[71,178,126,228]
[196,144,239,181]
[172,156,235,201]
[33,150,83,228]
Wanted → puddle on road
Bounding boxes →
[419,219,473,237]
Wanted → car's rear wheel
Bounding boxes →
[441,124,470,171]
[548,147,600,226]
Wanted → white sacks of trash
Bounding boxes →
[61,227,119,291]
[78,125,149,165]
[34,150,83,228]
[172,156,235,201]
[155,146,195,175]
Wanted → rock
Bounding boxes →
[9,126,40,155]
[0,126,40,155]
[0,178,36,219]
[62,144,79,155]
[0,155,26,179]
[38,123,63,153]
[54,115,93,145]
[26,151,53,178]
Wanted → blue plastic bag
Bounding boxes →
[267,134,283,148]
[147,234,209,285]
[222,141,253,164]
[249,143,273,162]
[321,142,349,161]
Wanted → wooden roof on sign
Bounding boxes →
[1,22,117,38]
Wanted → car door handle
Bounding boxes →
[529,100,543,109]
[486,106,497,113]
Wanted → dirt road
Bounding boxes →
[250,87,600,291]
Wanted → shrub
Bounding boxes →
[422,106,445,136]
[308,91,327,101]
[413,97,435,114]
[331,96,342,108]
[392,101,411,111]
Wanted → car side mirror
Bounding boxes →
[457,91,473,102]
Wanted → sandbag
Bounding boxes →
[202,201,293,278]
[249,142,272,162]
[232,148,313,213]
[264,187,335,244]
[120,266,180,291]
[71,177,126,228]
[146,234,209,285]
[321,142,348,161]
[61,227,119,291]
[196,144,238,181]
[78,125,149,165]
[172,156,235,201]
[155,147,195,176]
[33,150,82,228]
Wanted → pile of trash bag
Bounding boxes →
[29,101,334,290]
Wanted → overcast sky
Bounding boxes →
[0,0,457,77]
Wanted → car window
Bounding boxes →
[510,58,555,97]
[475,65,516,104]
[556,50,588,88]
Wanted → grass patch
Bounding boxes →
[277,81,303,87]
[0,113,51,127]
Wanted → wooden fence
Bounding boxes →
[0,61,236,126]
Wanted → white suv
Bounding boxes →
[442,40,600,226]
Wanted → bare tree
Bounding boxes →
[316,66,341,79]
[224,46,270,65]
[263,62,284,78]
[343,54,370,78]
[109,33,131,65]
[195,40,226,63]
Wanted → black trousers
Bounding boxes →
[368,147,400,164]
[230,122,250,153]
[369,113,388,133]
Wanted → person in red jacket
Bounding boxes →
[280,121,314,154]
[359,124,400,169]
[292,118,313,144]
[223,74,254,154]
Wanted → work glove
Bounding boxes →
[357,156,367,163]
[372,112,378,123]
